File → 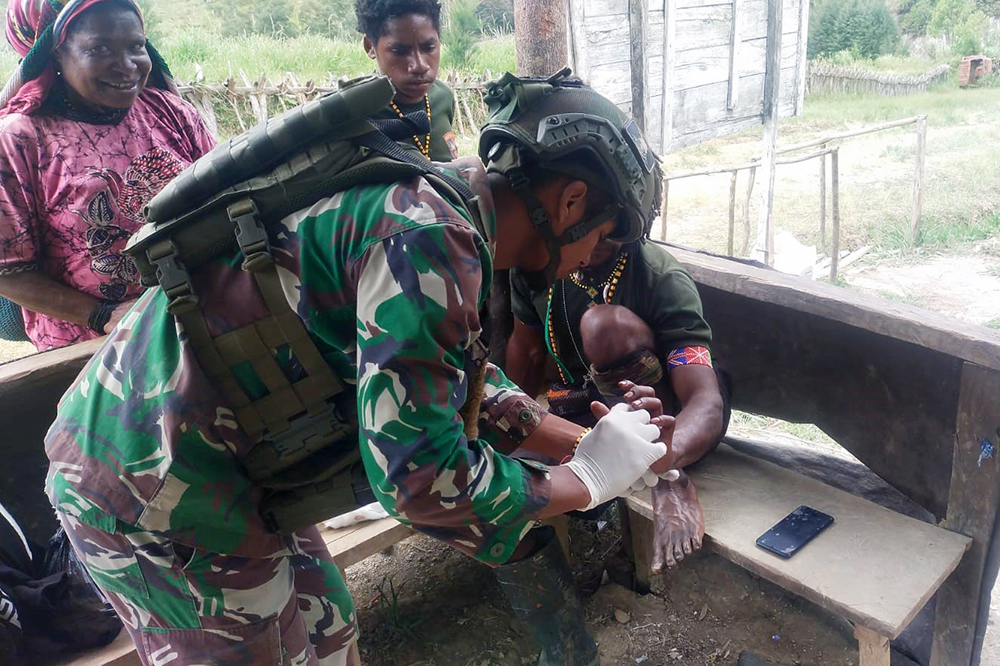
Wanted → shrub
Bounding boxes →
[476,0,514,34]
[207,0,356,39]
[928,0,991,55]
[443,0,481,70]
[809,0,902,59]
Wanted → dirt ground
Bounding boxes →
[347,508,860,666]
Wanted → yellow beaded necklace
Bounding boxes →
[390,94,432,159]
[544,251,630,384]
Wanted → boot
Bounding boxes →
[496,527,600,666]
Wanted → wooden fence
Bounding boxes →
[661,115,928,280]
[175,68,491,140]
[807,62,951,97]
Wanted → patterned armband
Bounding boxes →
[666,345,713,370]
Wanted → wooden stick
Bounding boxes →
[665,147,836,182]
[777,116,922,155]
[830,147,841,282]
[819,143,827,254]
[741,166,756,257]
[728,170,738,255]
[911,115,927,241]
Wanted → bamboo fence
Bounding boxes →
[807,62,950,97]
[175,67,491,140]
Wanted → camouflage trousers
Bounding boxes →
[56,513,359,666]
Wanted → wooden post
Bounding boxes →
[660,179,670,241]
[727,0,742,110]
[741,165,756,256]
[931,364,1000,666]
[911,115,927,242]
[830,147,840,282]
[795,0,811,115]
[855,625,891,666]
[819,143,827,254]
[753,0,783,265]
[629,0,650,132]
[660,0,677,154]
[728,170,738,255]
[514,0,569,76]
[567,0,589,80]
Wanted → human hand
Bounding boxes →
[104,299,137,334]
[601,380,679,480]
[563,403,666,510]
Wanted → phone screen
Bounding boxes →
[755,505,834,559]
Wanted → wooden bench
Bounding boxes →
[623,443,972,666]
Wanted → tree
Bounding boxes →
[809,0,901,58]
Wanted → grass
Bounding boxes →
[866,211,1000,254]
[986,318,1000,330]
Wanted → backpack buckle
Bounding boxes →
[147,240,198,314]
[229,200,273,272]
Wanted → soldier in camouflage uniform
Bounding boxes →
[45,72,669,666]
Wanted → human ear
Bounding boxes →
[363,35,377,60]
[552,180,590,236]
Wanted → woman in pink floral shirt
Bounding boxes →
[0,0,214,350]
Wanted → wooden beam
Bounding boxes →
[753,0,783,265]
[727,0,742,109]
[728,170,738,255]
[794,0,810,114]
[660,179,670,241]
[855,625,891,666]
[660,0,677,153]
[658,243,1000,372]
[740,165,756,256]
[567,0,589,80]
[819,144,827,254]
[911,115,927,241]
[830,147,840,281]
[931,363,1000,666]
[629,0,650,132]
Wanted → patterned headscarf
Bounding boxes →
[1,0,174,116]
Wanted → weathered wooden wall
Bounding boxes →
[568,0,809,153]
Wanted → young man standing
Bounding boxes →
[357,0,460,160]
[45,72,670,665]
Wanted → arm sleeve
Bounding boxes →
[477,361,546,446]
[354,221,550,565]
[0,120,40,275]
[645,268,713,354]
[509,269,543,327]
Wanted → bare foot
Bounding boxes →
[650,471,705,572]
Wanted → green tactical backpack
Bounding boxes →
[126,75,489,534]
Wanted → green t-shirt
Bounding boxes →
[510,241,712,386]
[370,79,459,162]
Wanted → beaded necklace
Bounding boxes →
[543,251,629,385]
[390,94,432,158]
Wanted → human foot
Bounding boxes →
[650,471,705,571]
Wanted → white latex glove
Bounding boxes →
[630,468,681,492]
[563,403,667,510]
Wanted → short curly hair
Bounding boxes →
[355,0,443,41]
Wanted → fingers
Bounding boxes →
[619,380,654,400]
[628,395,663,416]
[590,400,611,419]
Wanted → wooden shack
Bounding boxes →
[566,0,810,153]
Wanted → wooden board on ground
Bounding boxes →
[320,516,413,570]
[626,444,971,639]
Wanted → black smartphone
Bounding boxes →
[755,505,834,559]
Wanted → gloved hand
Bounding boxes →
[563,403,667,510]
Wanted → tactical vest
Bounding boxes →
[126,75,490,535]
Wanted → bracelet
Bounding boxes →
[560,427,592,464]
[87,299,117,335]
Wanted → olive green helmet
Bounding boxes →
[478,68,662,284]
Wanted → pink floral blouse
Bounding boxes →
[0,86,215,350]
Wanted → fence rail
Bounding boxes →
[807,62,950,97]
[175,68,491,140]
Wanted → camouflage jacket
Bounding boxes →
[45,158,549,565]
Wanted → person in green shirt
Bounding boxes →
[507,238,732,574]
[357,0,460,161]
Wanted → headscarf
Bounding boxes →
[1,0,175,117]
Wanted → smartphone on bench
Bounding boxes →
[756,505,834,559]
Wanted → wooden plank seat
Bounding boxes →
[56,517,413,666]
[624,443,972,666]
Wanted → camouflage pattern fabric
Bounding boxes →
[45,157,551,661]
[59,509,356,666]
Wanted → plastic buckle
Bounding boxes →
[229,201,273,272]
[507,169,531,192]
[148,241,198,314]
